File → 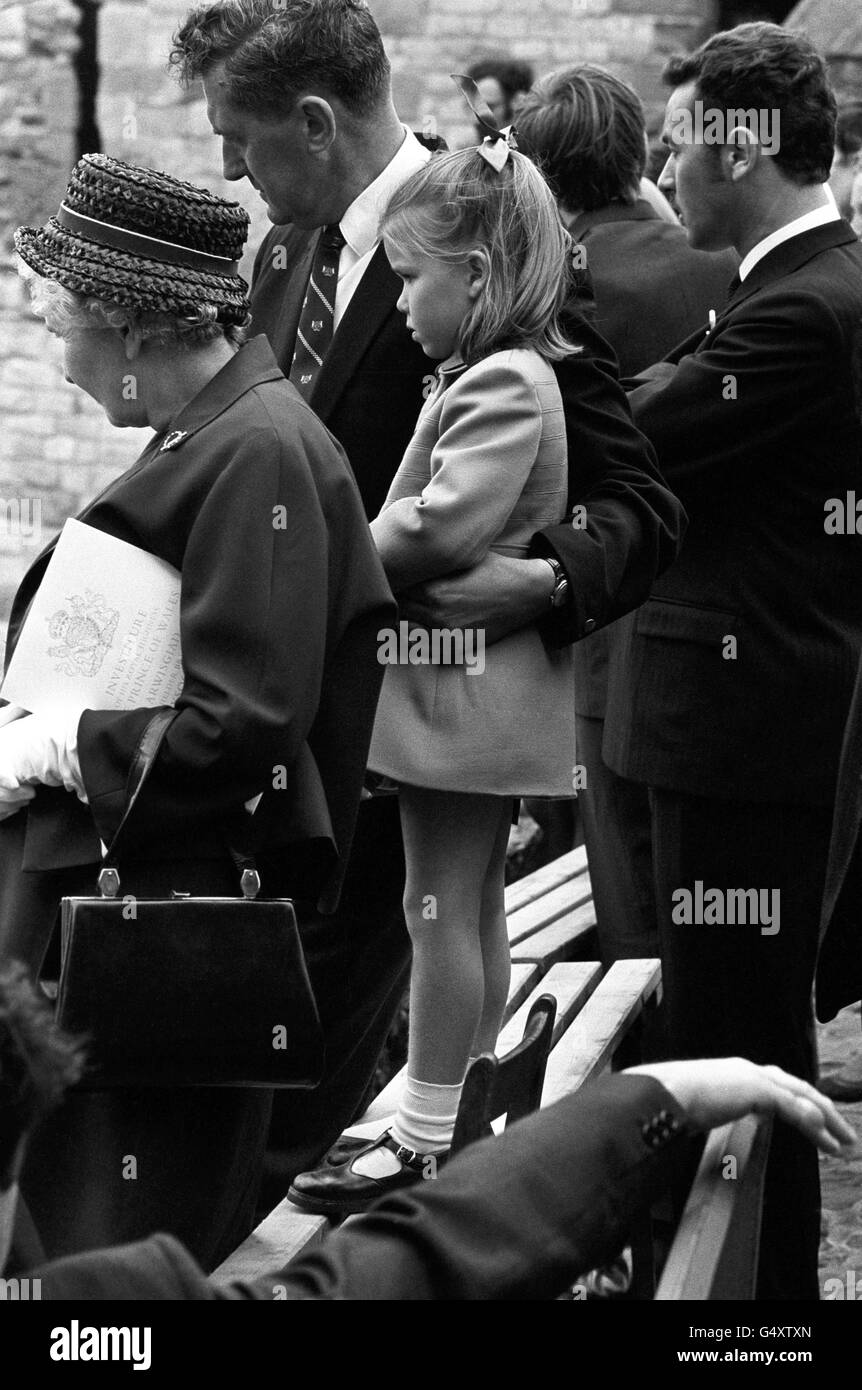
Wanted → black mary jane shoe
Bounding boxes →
[322,1132,373,1166]
[288,1131,448,1216]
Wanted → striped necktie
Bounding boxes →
[290,224,346,399]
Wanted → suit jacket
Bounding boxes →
[0,338,394,918]
[817,652,862,1019]
[28,1074,694,1299]
[565,202,738,718]
[251,223,686,649]
[604,220,862,807]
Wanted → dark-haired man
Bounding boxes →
[600,22,862,1298]
[517,66,736,974]
[170,0,683,1194]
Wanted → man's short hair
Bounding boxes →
[516,65,646,211]
[466,55,535,106]
[663,22,836,185]
[170,0,391,119]
[0,964,85,1189]
[836,99,862,160]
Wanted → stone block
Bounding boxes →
[371,0,431,38]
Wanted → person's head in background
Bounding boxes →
[0,964,84,1269]
[516,65,646,224]
[830,99,862,219]
[466,55,535,134]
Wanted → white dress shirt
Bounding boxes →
[738,188,841,281]
[334,127,431,329]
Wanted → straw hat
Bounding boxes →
[14,153,251,326]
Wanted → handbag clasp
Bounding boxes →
[240,867,261,900]
[98,866,121,899]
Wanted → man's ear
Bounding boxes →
[467,247,490,300]
[297,96,337,155]
[722,126,759,183]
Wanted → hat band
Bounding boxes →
[56,203,240,275]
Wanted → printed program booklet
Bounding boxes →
[1,519,183,718]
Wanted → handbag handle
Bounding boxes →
[97,708,261,902]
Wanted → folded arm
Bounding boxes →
[371,358,544,593]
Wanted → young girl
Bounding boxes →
[293,143,579,1209]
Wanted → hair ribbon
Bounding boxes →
[451,74,519,171]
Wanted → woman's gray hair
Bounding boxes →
[18,264,245,347]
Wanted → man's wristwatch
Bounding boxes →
[540,556,571,610]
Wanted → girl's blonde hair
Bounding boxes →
[380,146,582,365]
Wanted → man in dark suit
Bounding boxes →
[170,0,684,1188]
[3,961,853,1300]
[589,22,862,1298]
[517,66,738,973]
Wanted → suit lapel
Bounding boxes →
[310,243,401,422]
[662,220,858,360]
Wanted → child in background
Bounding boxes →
[290,141,579,1211]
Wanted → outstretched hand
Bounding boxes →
[626,1057,858,1157]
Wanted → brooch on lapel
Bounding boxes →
[160,430,189,452]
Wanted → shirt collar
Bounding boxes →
[339,127,432,259]
[738,189,841,281]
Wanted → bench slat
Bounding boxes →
[540,958,661,1107]
[495,962,601,1055]
[507,874,593,946]
[510,901,597,965]
[655,1114,772,1301]
[211,1204,328,1286]
[348,961,545,1130]
[504,846,588,914]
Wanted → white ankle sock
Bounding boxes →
[390,1075,462,1153]
[350,1076,462,1180]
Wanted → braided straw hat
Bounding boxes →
[14,153,251,326]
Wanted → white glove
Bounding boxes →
[0,712,88,804]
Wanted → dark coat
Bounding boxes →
[28,1074,694,1300]
[599,219,862,1021]
[0,336,394,967]
[564,200,738,717]
[605,221,862,809]
[0,337,394,1267]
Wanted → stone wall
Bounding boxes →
[0,0,713,624]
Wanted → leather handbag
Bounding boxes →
[56,709,324,1090]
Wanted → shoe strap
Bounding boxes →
[380,1131,438,1173]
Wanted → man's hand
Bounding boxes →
[626,1058,858,1156]
[399,553,555,646]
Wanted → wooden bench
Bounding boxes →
[213,834,772,1299]
[212,848,661,1288]
[655,1113,773,1300]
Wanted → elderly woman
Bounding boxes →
[0,154,393,1267]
